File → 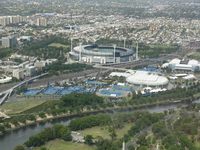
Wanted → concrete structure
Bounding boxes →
[35,17,47,26]
[1,36,17,48]
[162,58,200,72]
[0,73,48,105]
[0,17,10,26]
[18,36,32,42]
[0,76,12,84]
[70,44,135,64]
[12,69,24,80]
[26,66,36,77]
[34,61,46,69]
[0,15,25,26]
[141,87,167,95]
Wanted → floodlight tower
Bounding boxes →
[122,141,126,150]
[70,38,73,52]
[123,38,126,48]
[113,44,116,63]
[79,43,82,62]
[136,41,139,61]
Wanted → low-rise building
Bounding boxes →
[12,69,24,80]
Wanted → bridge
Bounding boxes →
[0,73,48,105]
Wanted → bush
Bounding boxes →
[69,114,111,130]
[14,145,26,150]
[25,124,71,147]
[84,135,94,145]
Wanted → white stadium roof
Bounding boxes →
[126,71,169,86]
[188,59,199,66]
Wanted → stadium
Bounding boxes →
[110,70,169,87]
[69,44,135,64]
[126,71,169,87]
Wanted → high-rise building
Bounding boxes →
[0,17,10,26]
[36,17,47,26]
[1,36,17,48]
[0,15,26,26]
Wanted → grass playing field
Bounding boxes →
[48,43,68,48]
[0,99,47,115]
[35,140,95,150]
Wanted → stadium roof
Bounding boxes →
[126,71,168,86]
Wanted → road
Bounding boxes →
[0,73,48,105]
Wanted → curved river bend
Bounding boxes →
[0,100,198,150]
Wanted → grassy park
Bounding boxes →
[80,123,132,139]
[0,99,47,115]
[48,43,69,48]
[188,52,200,60]
[35,140,95,150]
[33,124,132,150]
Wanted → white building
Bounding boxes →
[0,76,12,84]
[34,61,46,69]
[162,58,200,72]
[12,69,24,80]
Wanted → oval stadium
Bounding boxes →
[69,44,135,64]
[126,71,169,87]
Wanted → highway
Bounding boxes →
[0,73,48,105]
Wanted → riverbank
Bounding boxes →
[0,95,197,137]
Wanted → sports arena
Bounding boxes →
[110,70,169,87]
[69,44,135,64]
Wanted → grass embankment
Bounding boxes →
[34,140,95,150]
[0,99,47,115]
[80,123,132,139]
[188,52,200,60]
[48,43,69,48]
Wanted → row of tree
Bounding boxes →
[61,93,104,108]
[25,124,71,147]
[69,114,111,130]
[45,62,93,75]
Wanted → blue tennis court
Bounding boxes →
[98,89,125,97]
[112,85,132,92]
[141,66,160,72]
[42,86,64,95]
[24,89,42,96]
[59,86,86,95]
[86,80,108,86]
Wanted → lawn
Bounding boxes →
[35,140,95,150]
[0,99,47,115]
[48,43,68,48]
[80,123,133,139]
[188,52,200,60]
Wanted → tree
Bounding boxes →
[40,147,47,150]
[14,145,26,150]
[108,126,117,141]
[84,135,94,145]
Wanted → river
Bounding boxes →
[0,100,198,150]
